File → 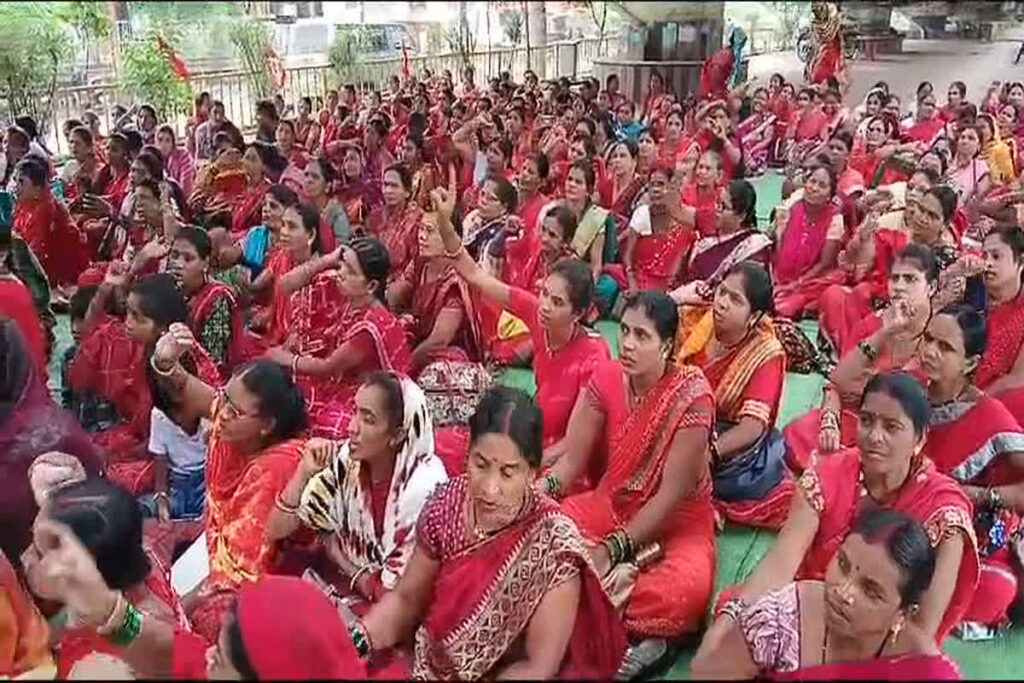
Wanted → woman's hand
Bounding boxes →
[818,422,841,453]
[32,520,119,628]
[153,322,195,369]
[300,438,338,479]
[880,298,914,339]
[29,452,87,507]
[103,260,130,289]
[263,346,293,367]
[431,185,456,223]
[136,238,170,265]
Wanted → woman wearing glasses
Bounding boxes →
[148,327,308,644]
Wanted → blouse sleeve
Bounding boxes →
[736,355,785,427]
[738,582,802,674]
[506,286,543,348]
[297,456,344,534]
[826,212,844,241]
[414,485,446,561]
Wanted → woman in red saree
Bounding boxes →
[432,185,611,458]
[71,272,220,496]
[13,157,88,289]
[785,247,935,471]
[22,476,185,679]
[597,140,645,229]
[656,110,693,169]
[694,507,961,680]
[264,238,412,440]
[303,155,349,254]
[849,115,909,190]
[734,372,978,645]
[401,134,442,211]
[675,263,790,529]
[807,0,848,86]
[641,70,669,126]
[904,93,945,151]
[920,304,1024,638]
[392,215,483,376]
[366,164,424,285]
[62,126,102,205]
[975,227,1024,423]
[622,164,695,293]
[772,166,844,319]
[147,334,310,645]
[737,88,778,177]
[333,143,383,233]
[295,96,322,152]
[684,179,772,286]
[554,293,715,678]
[515,152,551,237]
[681,150,724,238]
[167,226,243,375]
[230,142,284,239]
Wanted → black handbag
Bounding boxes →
[712,420,787,503]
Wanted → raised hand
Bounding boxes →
[103,260,130,289]
[153,322,196,368]
[300,438,338,478]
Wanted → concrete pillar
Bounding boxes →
[527,1,547,78]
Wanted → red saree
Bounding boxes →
[507,287,611,447]
[631,219,694,291]
[795,448,978,643]
[773,653,961,681]
[14,189,88,288]
[561,363,717,638]
[682,182,720,238]
[366,203,423,282]
[598,174,644,227]
[0,280,47,373]
[406,259,483,376]
[189,280,243,376]
[904,117,946,150]
[773,200,844,319]
[294,278,412,439]
[70,317,221,496]
[189,403,305,643]
[230,179,270,239]
[975,292,1024,425]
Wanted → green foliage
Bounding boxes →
[444,5,477,68]
[329,26,374,87]
[119,32,192,119]
[131,1,244,62]
[229,20,274,100]
[498,8,524,46]
[0,3,72,134]
[128,1,242,25]
[56,0,113,77]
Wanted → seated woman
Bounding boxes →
[693,508,961,680]
[431,186,611,468]
[70,272,219,496]
[340,386,627,679]
[674,262,789,529]
[230,142,286,239]
[21,476,184,679]
[850,114,910,191]
[597,139,645,229]
[167,226,242,376]
[976,227,1024,423]
[154,125,196,198]
[13,157,89,290]
[241,200,322,355]
[553,292,716,678]
[267,373,447,612]
[772,165,845,319]
[390,213,483,377]
[0,548,52,679]
[0,320,104,567]
[304,155,350,252]
[147,332,308,644]
[685,178,772,285]
[563,160,619,314]
[515,151,551,236]
[460,174,520,267]
[621,163,695,294]
[333,143,384,233]
[785,245,936,470]
[232,183,299,285]
[733,372,977,645]
[366,164,424,287]
[737,87,777,177]
[265,238,411,440]
[918,303,1024,639]
[681,150,724,238]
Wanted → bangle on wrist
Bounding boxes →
[274,491,300,515]
[443,243,465,259]
[150,356,178,377]
[857,339,879,364]
[105,601,144,647]
[349,564,375,593]
[95,591,126,634]
[351,619,373,660]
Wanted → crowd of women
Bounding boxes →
[4,19,1024,677]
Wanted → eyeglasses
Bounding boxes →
[217,389,262,421]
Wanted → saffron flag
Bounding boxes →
[156,36,190,83]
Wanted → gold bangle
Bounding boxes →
[150,356,177,377]
[95,591,126,635]
[349,564,375,593]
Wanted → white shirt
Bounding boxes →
[148,408,210,472]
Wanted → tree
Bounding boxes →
[583,1,610,50]
[444,1,477,70]
[229,19,274,100]
[329,25,373,87]
[0,3,72,136]
[119,31,192,118]
[56,1,113,81]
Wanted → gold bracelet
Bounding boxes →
[349,564,375,593]
[95,591,126,635]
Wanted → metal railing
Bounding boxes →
[33,34,626,155]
